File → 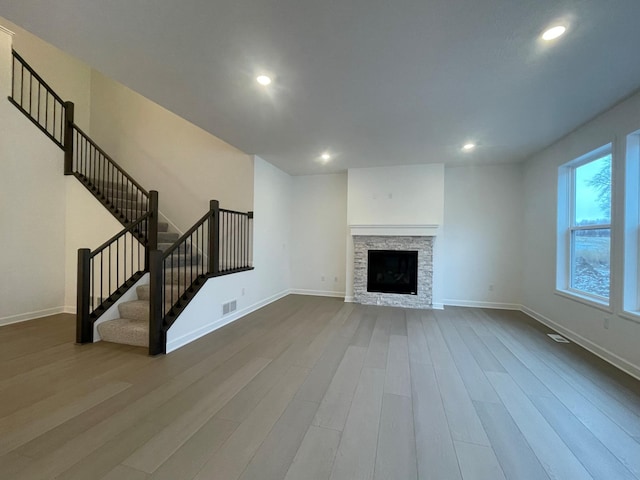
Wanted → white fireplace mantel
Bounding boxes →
[349,224,440,237]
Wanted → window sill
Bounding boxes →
[620,311,640,325]
[554,289,613,313]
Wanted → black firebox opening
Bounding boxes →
[367,250,418,295]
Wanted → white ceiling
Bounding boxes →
[2,0,640,175]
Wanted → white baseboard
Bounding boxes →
[290,289,345,299]
[64,306,76,314]
[344,296,355,303]
[166,289,290,353]
[444,299,522,310]
[521,305,640,382]
[432,302,445,310]
[0,306,68,326]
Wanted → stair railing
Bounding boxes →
[76,191,159,343]
[9,50,151,231]
[9,50,66,148]
[8,50,160,344]
[148,200,253,354]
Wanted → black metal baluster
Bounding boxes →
[44,90,48,132]
[100,251,103,307]
[108,244,112,299]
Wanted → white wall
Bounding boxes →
[0,27,67,324]
[443,164,523,308]
[167,157,292,351]
[89,71,254,232]
[522,89,640,379]
[290,173,347,297]
[347,164,444,225]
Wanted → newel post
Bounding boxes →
[148,249,165,355]
[209,200,220,275]
[76,248,92,344]
[63,101,75,175]
[146,190,159,269]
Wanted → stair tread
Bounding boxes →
[97,317,149,348]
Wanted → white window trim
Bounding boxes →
[556,144,612,308]
[623,130,640,317]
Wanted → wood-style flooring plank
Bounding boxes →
[473,401,550,480]
[239,399,319,480]
[531,394,637,480]
[149,418,238,480]
[374,393,417,480]
[100,464,149,480]
[384,335,411,397]
[193,365,310,480]
[284,425,341,480]
[486,371,593,480]
[329,367,385,480]
[409,360,462,480]
[435,310,501,403]
[313,345,367,431]
[122,356,270,473]
[454,441,506,480]
[423,315,490,446]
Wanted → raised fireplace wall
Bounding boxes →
[353,235,433,308]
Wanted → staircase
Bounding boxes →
[9,48,251,355]
[97,220,177,348]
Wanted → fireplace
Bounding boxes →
[367,250,418,295]
[352,234,434,308]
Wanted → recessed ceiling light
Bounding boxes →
[462,143,476,151]
[321,152,331,161]
[256,75,272,86]
[541,25,566,41]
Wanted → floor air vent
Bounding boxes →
[547,333,570,343]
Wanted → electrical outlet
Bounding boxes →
[334,276,338,282]
[604,317,610,329]
[388,193,393,199]
[241,287,245,296]
[489,284,494,292]
[321,276,325,282]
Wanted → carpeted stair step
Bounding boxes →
[162,267,203,285]
[136,283,199,301]
[158,231,180,243]
[159,242,193,254]
[118,299,150,321]
[163,252,201,267]
[97,318,149,348]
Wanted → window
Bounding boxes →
[623,131,640,316]
[557,145,612,305]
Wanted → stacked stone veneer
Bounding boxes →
[353,235,434,308]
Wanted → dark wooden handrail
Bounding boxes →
[90,212,151,258]
[12,49,65,104]
[72,124,150,197]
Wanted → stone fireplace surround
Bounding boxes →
[351,225,437,309]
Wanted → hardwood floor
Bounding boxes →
[1,296,640,479]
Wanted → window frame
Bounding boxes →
[556,144,613,309]
[622,130,640,321]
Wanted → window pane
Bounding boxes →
[571,228,610,297]
[574,155,611,225]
